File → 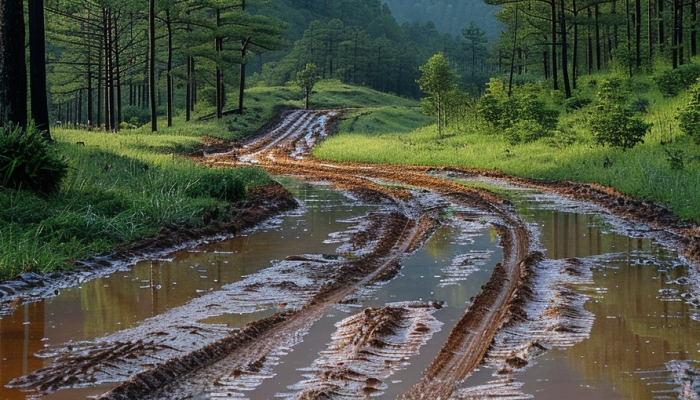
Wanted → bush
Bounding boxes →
[476,79,559,132]
[654,63,700,97]
[630,98,650,113]
[565,96,592,112]
[677,80,700,144]
[589,103,650,149]
[122,106,151,127]
[0,123,68,194]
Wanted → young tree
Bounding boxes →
[296,63,319,109]
[0,0,27,128]
[417,52,458,138]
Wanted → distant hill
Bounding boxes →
[382,0,502,42]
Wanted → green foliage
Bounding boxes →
[588,78,650,150]
[677,80,700,144]
[589,103,650,149]
[0,123,68,194]
[504,119,551,145]
[654,64,700,97]
[185,167,268,202]
[565,96,592,112]
[296,63,320,109]
[476,79,559,140]
[417,53,459,136]
[122,106,151,127]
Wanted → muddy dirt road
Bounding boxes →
[4,109,700,399]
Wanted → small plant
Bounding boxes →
[565,96,592,112]
[503,119,551,145]
[677,80,700,144]
[0,123,68,194]
[654,63,700,97]
[630,98,650,113]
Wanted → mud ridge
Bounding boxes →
[281,302,443,399]
[455,256,596,398]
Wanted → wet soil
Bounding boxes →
[3,108,700,399]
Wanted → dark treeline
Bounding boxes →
[488,0,700,97]
[45,0,285,132]
[382,0,504,41]
[254,0,494,98]
[3,0,497,133]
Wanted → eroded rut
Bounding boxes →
[4,109,700,399]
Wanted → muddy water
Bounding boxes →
[243,222,503,399]
[2,181,700,400]
[463,199,700,400]
[0,181,373,400]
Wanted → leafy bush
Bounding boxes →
[504,119,552,144]
[565,96,592,112]
[630,98,650,113]
[589,103,650,149]
[476,78,559,131]
[122,106,151,127]
[677,80,700,144]
[0,123,68,194]
[597,77,629,103]
[654,63,700,97]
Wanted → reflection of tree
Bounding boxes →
[566,260,700,400]
[529,210,653,259]
[0,302,45,387]
[423,227,454,261]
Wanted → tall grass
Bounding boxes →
[315,75,700,223]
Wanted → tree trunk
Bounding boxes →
[166,10,173,127]
[659,0,666,50]
[636,0,642,68]
[114,13,122,130]
[0,0,27,128]
[626,0,633,76]
[215,9,223,119]
[28,0,51,139]
[551,0,559,90]
[186,56,192,122]
[693,0,697,56]
[149,0,157,131]
[572,0,579,90]
[560,0,572,98]
[595,4,602,69]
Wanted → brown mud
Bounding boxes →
[7,108,700,399]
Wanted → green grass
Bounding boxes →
[314,74,700,223]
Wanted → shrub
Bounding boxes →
[122,106,151,127]
[477,79,559,131]
[589,103,650,149]
[630,98,650,113]
[565,96,592,112]
[597,77,629,103]
[0,123,68,194]
[654,63,700,97]
[677,80,700,144]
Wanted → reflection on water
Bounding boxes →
[0,181,372,400]
[2,181,699,400]
[479,206,700,400]
[247,221,502,399]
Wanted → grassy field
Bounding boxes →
[315,74,700,223]
[0,80,433,281]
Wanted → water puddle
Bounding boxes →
[2,177,700,400]
[0,180,373,400]
[459,198,700,399]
